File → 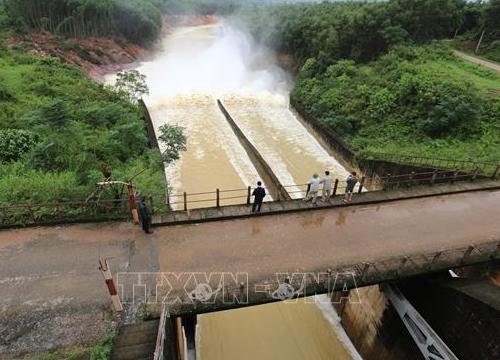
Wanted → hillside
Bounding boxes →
[293,45,500,162]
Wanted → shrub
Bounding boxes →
[0,129,38,162]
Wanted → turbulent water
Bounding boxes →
[136,22,358,359]
[138,24,350,206]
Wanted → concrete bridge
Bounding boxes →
[1,181,498,316]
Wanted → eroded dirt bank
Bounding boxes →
[6,15,218,81]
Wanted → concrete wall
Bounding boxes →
[402,279,500,359]
[138,99,160,150]
[333,286,421,360]
[290,97,472,181]
[217,100,291,201]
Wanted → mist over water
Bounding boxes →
[140,23,291,99]
[138,21,349,203]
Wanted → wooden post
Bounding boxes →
[492,165,499,180]
[216,189,220,208]
[333,179,339,196]
[27,205,36,222]
[247,186,251,205]
[127,184,139,224]
[149,196,154,215]
[358,177,365,194]
[183,192,187,211]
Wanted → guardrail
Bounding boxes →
[162,177,365,211]
[0,198,131,227]
[1,167,497,227]
[364,153,499,178]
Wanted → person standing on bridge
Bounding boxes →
[252,181,266,213]
[138,197,152,234]
[305,173,320,205]
[321,170,333,202]
[343,172,358,203]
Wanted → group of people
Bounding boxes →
[251,170,359,213]
[137,171,360,233]
[304,170,359,205]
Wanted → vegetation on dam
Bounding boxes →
[240,0,500,162]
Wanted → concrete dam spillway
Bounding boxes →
[137,22,358,359]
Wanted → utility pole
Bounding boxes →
[475,29,486,54]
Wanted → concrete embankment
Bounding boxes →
[333,286,421,360]
[217,99,291,201]
[402,277,500,359]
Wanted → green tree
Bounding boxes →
[158,124,187,164]
[114,70,149,103]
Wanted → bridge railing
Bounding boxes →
[0,198,131,227]
[1,167,497,227]
[162,178,363,211]
[365,153,500,177]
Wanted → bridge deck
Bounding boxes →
[0,186,499,351]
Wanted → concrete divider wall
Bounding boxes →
[333,286,421,360]
[290,97,357,165]
[289,97,456,178]
[217,99,291,201]
[138,99,160,150]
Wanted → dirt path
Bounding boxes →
[453,50,500,72]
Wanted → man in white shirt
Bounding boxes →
[304,173,321,205]
[321,170,333,201]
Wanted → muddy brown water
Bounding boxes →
[133,23,357,359]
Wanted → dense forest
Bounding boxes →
[3,0,164,45]
[237,0,500,162]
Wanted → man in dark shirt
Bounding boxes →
[252,181,266,213]
[138,197,152,234]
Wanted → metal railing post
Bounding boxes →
[183,192,187,211]
[492,165,499,180]
[384,174,391,190]
[333,179,339,196]
[358,177,365,194]
[471,167,479,182]
[216,189,220,208]
[246,186,251,205]
[408,171,415,187]
[166,188,170,208]
[430,170,438,185]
